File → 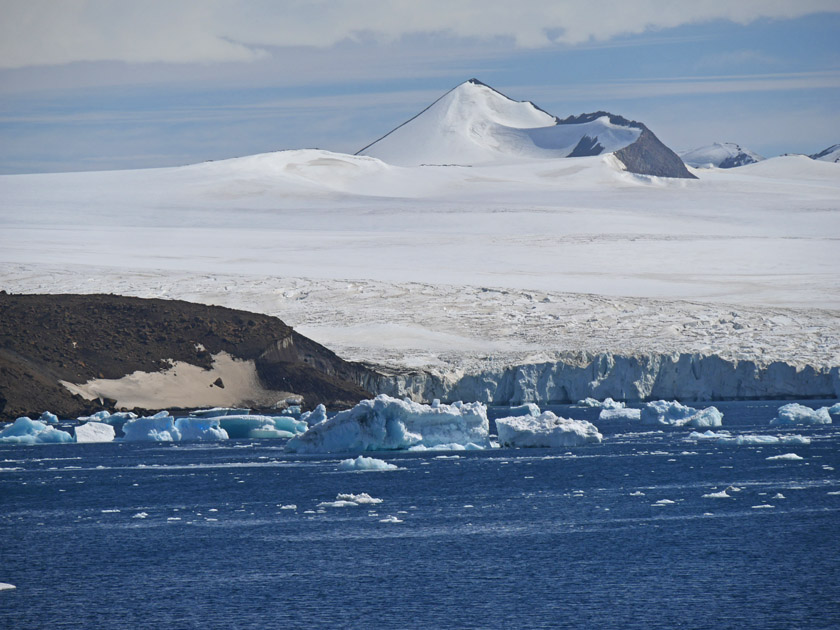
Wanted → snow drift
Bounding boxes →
[285,394,490,453]
[496,411,602,448]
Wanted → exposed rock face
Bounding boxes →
[360,352,839,404]
[613,128,697,179]
[0,293,372,419]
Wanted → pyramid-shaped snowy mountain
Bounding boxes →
[357,79,695,179]
[679,142,764,168]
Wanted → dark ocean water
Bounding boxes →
[2,400,839,629]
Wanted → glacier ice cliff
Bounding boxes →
[360,352,840,405]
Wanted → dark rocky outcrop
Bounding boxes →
[0,293,373,420]
[567,135,605,157]
[559,111,696,179]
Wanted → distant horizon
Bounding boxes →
[1,2,838,174]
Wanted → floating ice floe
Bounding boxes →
[318,492,383,507]
[689,430,810,445]
[598,407,641,421]
[771,403,831,425]
[0,417,74,444]
[300,404,328,425]
[578,397,625,409]
[766,453,804,461]
[217,414,308,439]
[829,403,840,415]
[338,456,399,471]
[502,403,541,417]
[285,395,490,453]
[702,490,731,499]
[0,582,16,591]
[74,421,116,443]
[495,411,602,448]
[640,400,723,428]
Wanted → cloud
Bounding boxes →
[1,0,838,68]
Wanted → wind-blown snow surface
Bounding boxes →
[1,134,838,403]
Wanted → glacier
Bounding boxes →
[771,403,832,425]
[496,411,602,448]
[285,394,490,453]
[363,352,840,405]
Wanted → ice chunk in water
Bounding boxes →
[496,411,602,448]
[0,417,74,444]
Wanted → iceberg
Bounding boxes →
[122,413,180,442]
[0,582,16,591]
[578,397,625,409]
[496,411,602,448]
[502,403,542,417]
[688,430,810,445]
[218,414,308,439]
[173,417,229,441]
[338,456,399,471]
[39,411,59,424]
[766,453,804,461]
[771,403,831,425]
[285,394,490,453]
[189,407,251,418]
[74,421,116,443]
[598,408,641,421]
[300,404,328,425]
[0,417,74,444]
[828,403,840,415]
[641,400,723,428]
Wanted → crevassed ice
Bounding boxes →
[496,411,602,448]
[285,394,490,453]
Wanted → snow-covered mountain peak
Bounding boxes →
[357,79,694,178]
[679,142,764,169]
[809,143,840,163]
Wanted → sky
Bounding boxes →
[1,0,839,174]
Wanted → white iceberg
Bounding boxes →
[285,394,490,453]
[829,402,840,415]
[598,408,641,421]
[0,417,74,444]
[771,403,831,425]
[173,417,229,441]
[641,400,723,428]
[318,492,383,507]
[122,413,180,442]
[0,582,16,591]
[688,430,810,446]
[496,411,602,448]
[74,421,116,443]
[577,397,625,409]
[300,404,328,425]
[338,455,399,471]
[766,453,804,461]
[217,414,308,439]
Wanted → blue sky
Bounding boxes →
[1,1,838,173]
